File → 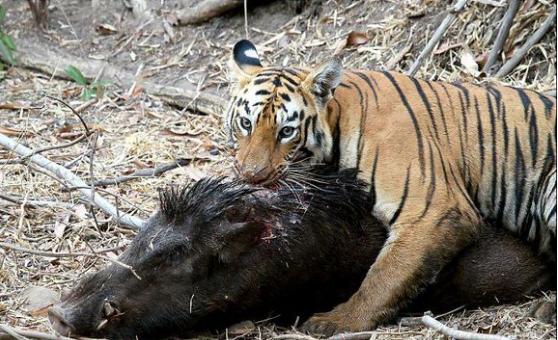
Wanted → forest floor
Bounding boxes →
[0,0,556,339]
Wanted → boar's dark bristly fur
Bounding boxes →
[49,168,554,339]
[50,170,383,339]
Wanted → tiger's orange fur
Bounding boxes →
[225,40,556,334]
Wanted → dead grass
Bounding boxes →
[0,0,556,339]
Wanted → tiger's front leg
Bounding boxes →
[303,205,480,336]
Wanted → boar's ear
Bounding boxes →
[219,221,264,263]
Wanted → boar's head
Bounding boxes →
[49,171,378,339]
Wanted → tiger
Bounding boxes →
[224,39,556,335]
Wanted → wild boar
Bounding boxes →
[49,171,555,339]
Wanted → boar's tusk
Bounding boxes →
[96,319,108,331]
[103,301,117,318]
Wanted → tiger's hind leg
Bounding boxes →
[531,167,556,261]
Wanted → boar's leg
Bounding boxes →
[410,227,556,313]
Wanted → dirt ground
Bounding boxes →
[0,0,556,339]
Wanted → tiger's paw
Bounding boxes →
[301,306,378,337]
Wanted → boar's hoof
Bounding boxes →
[48,306,74,337]
[529,296,557,325]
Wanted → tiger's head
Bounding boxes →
[225,40,342,184]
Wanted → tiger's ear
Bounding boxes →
[229,40,263,87]
[303,58,343,104]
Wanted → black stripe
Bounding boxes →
[369,147,379,206]
[382,72,425,176]
[432,140,451,188]
[301,115,312,148]
[453,83,471,109]
[448,164,476,211]
[280,74,299,87]
[474,97,485,173]
[515,88,532,121]
[536,92,555,119]
[426,82,451,146]
[529,110,538,167]
[389,166,411,225]
[353,71,379,108]
[457,92,468,142]
[496,161,507,223]
[419,142,437,218]
[255,89,270,96]
[514,129,526,223]
[338,82,352,89]
[411,78,440,141]
[486,92,498,209]
[279,93,291,102]
[348,81,366,169]
[253,77,270,85]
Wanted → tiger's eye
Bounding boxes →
[279,126,295,139]
[240,117,252,131]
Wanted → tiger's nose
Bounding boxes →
[240,165,273,184]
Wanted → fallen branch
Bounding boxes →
[406,0,468,76]
[0,192,76,209]
[495,6,557,78]
[91,157,209,187]
[421,315,511,340]
[0,132,145,229]
[327,332,381,340]
[0,242,125,258]
[0,241,140,279]
[176,0,243,25]
[5,40,225,116]
[482,0,520,74]
[0,326,73,340]
[0,134,89,165]
[0,324,28,340]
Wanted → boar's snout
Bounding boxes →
[48,305,74,337]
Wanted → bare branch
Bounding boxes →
[46,96,91,135]
[90,157,209,187]
[421,315,512,340]
[0,326,73,340]
[406,0,468,76]
[495,6,557,78]
[176,0,243,25]
[483,0,520,74]
[0,132,145,229]
[0,241,126,258]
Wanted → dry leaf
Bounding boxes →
[21,286,60,316]
[433,42,463,55]
[346,31,369,48]
[96,23,118,35]
[184,165,206,181]
[0,126,33,137]
[161,127,203,137]
[460,48,480,77]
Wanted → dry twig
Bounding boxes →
[483,0,520,74]
[421,315,511,340]
[0,132,145,229]
[0,326,74,340]
[91,157,208,187]
[176,0,243,25]
[407,0,469,76]
[495,6,557,78]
